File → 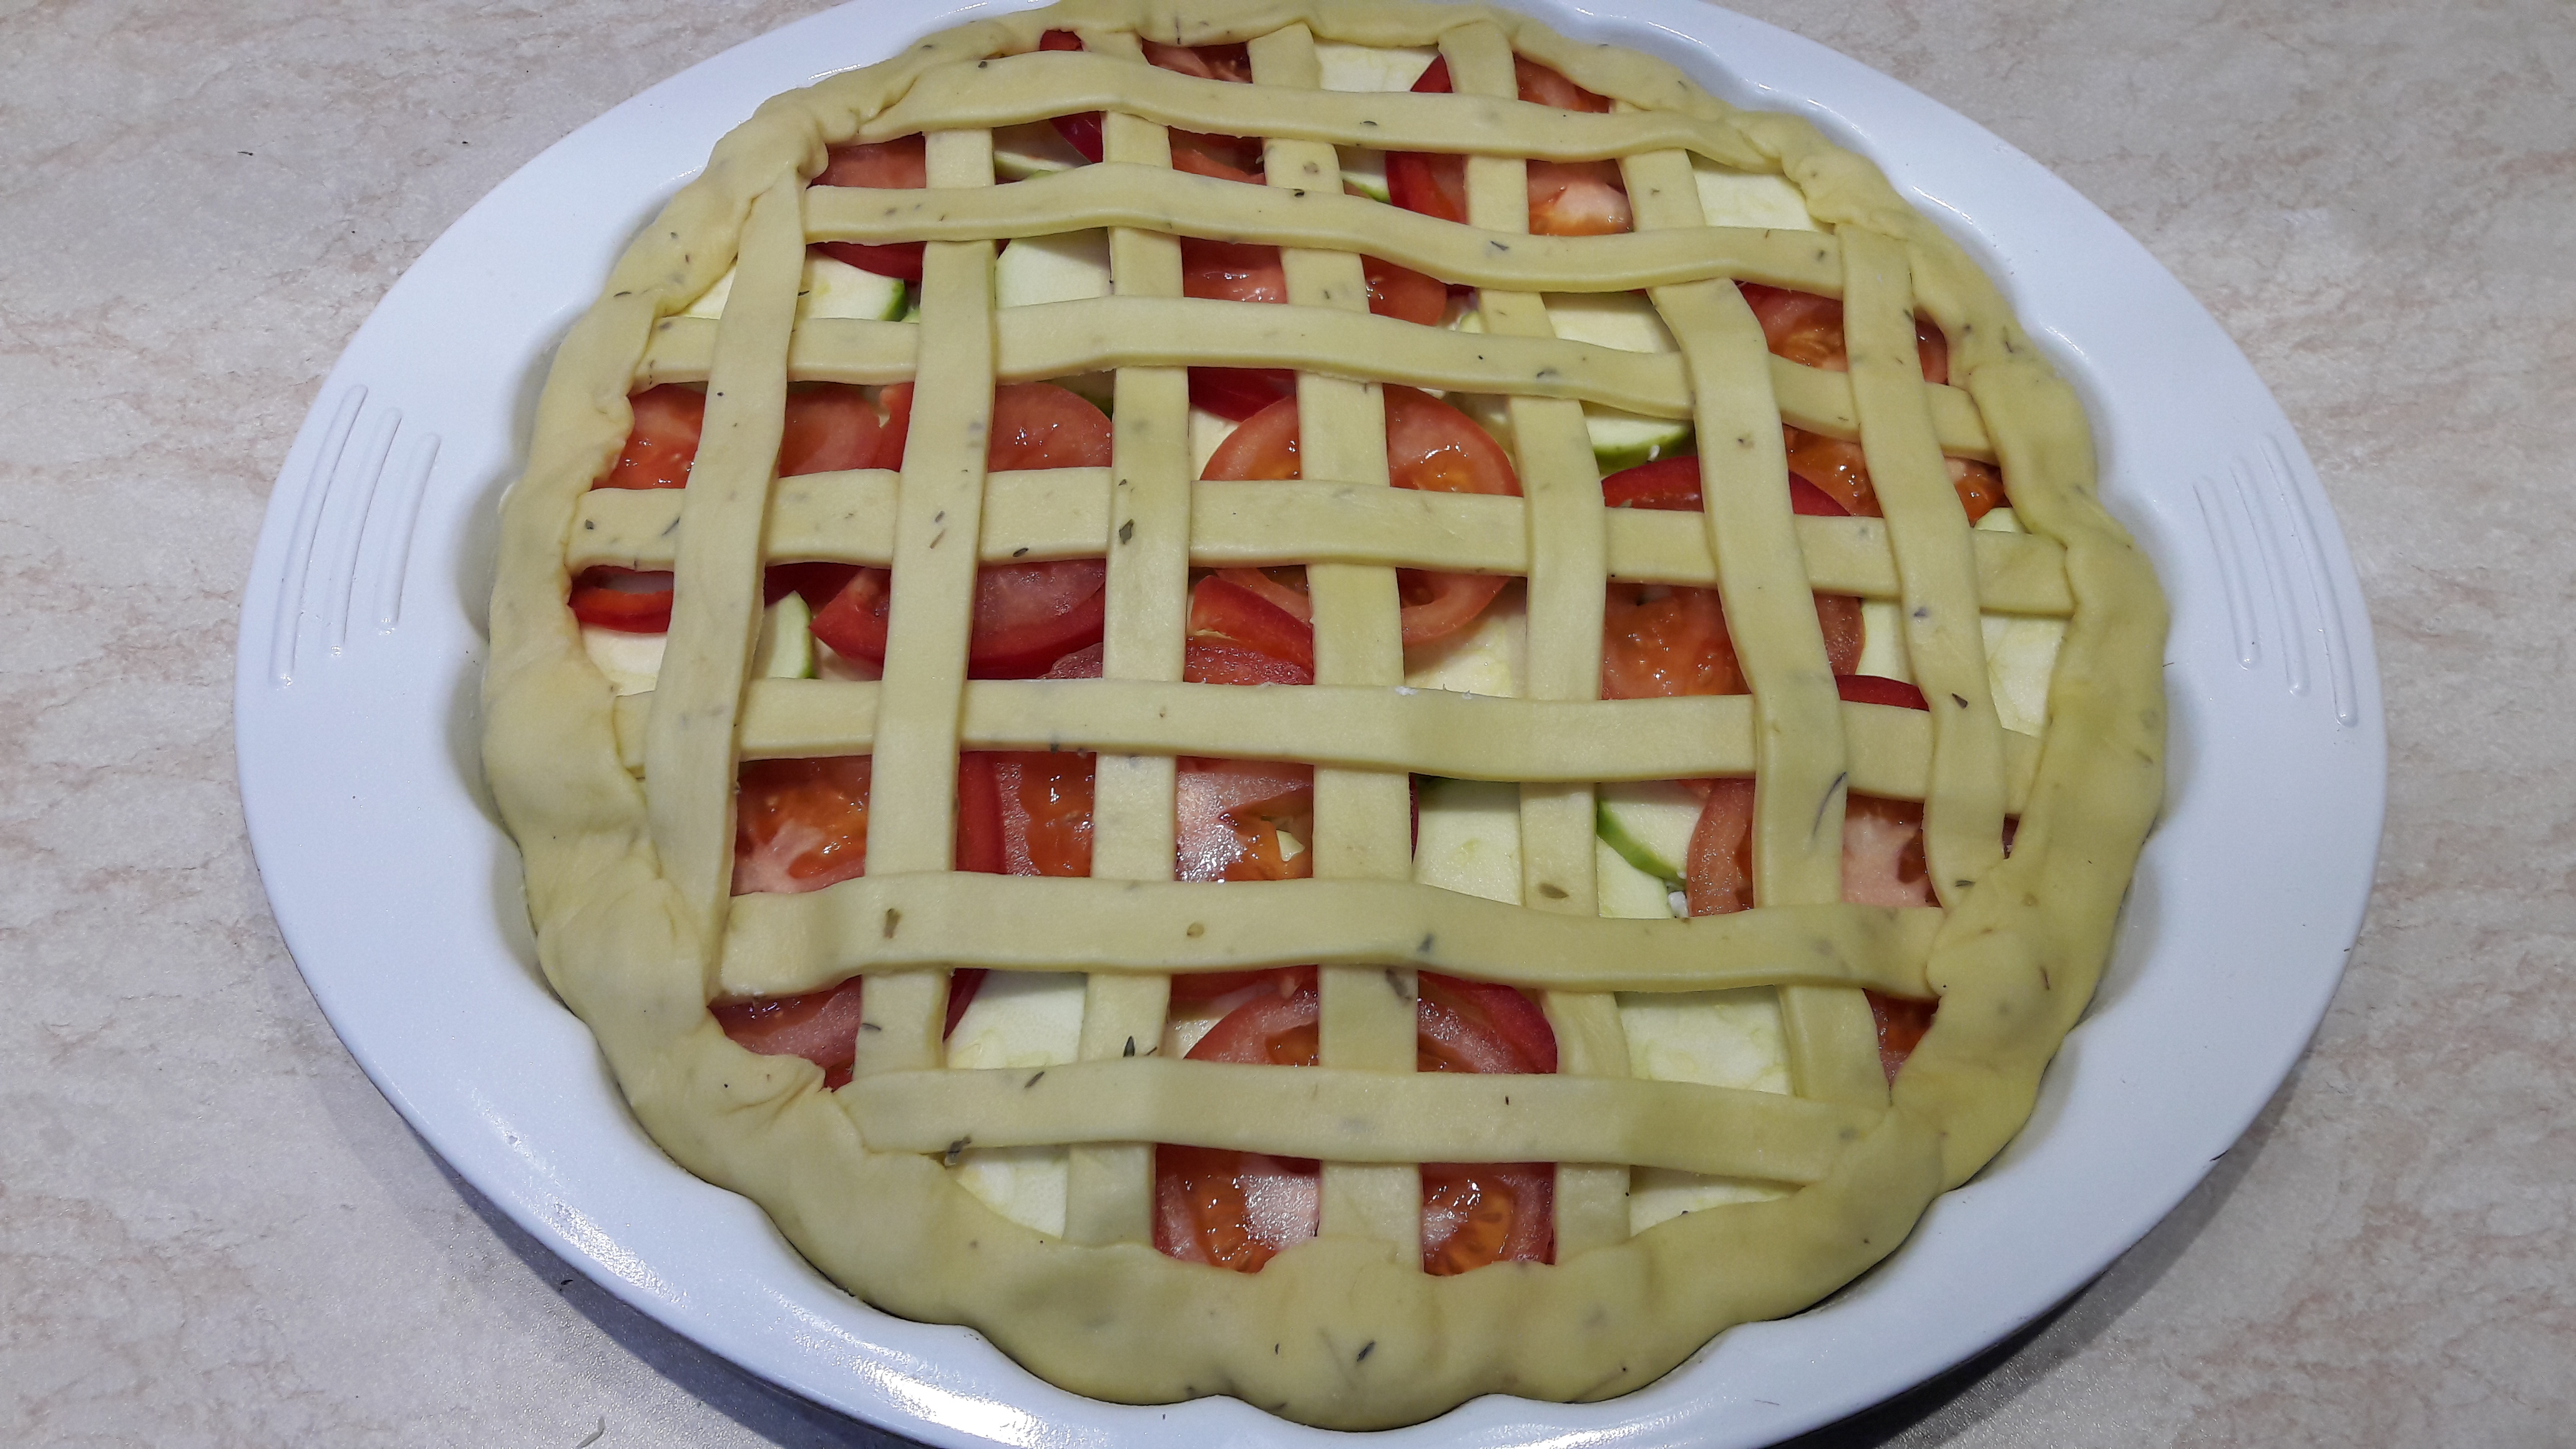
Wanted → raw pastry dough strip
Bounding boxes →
[717,875,1939,997]
[862,47,1773,168]
[854,1059,1878,1183]
[1249,21,1421,1259]
[848,130,1001,1076]
[1438,18,1634,1257]
[572,471,2074,612]
[638,175,805,954]
[1626,146,1888,1108]
[481,0,2165,1426]
[806,162,1845,292]
[607,682,2046,807]
[1063,27,1186,1248]
[640,305,2000,457]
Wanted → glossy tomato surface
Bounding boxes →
[809,384,1112,678]
[1154,970,1557,1275]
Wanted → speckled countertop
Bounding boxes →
[4,2,2570,1445]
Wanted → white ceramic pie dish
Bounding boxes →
[233,1,2384,1443]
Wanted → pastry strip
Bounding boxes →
[718,876,1941,998]
[805,163,1846,294]
[862,49,1772,169]
[849,129,999,1076]
[1250,20,1422,1257]
[852,1059,1880,1183]
[638,173,804,955]
[642,305,1999,457]
[1841,228,2008,909]
[1063,34,1188,1246]
[1442,17,1634,1256]
[1629,147,1886,1108]
[572,474,2072,613]
[610,682,2046,809]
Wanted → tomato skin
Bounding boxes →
[990,750,1095,878]
[1867,991,1938,1082]
[776,386,886,477]
[710,973,988,1091]
[1680,673,1942,1073]
[1188,368,1297,421]
[568,566,676,633]
[1837,673,1930,711]
[1039,30,1106,162]
[811,560,1108,680]
[1600,456,1855,520]
[1363,255,1447,326]
[810,383,1112,677]
[1203,389,1518,646]
[1179,249,1444,419]
[812,137,929,281]
[1154,969,1558,1274]
[1739,282,1950,384]
[1199,393,1303,481]
[1190,573,1314,671]
[599,385,706,489]
[1782,426,2007,525]
[1176,758,1315,882]
[1387,57,1628,237]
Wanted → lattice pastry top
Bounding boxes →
[482,0,2165,1429]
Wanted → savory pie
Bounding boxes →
[482,0,2165,1428]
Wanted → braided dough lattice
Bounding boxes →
[482,0,2164,1428]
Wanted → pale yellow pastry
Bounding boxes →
[482,0,2164,1428]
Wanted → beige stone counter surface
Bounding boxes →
[4,1,2569,1444]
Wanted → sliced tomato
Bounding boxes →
[1045,32,1261,179]
[712,980,869,1088]
[1201,389,1517,646]
[733,756,875,895]
[1169,965,1312,1006]
[1142,37,1254,82]
[990,750,1095,878]
[1364,255,1447,325]
[598,385,706,489]
[811,383,1111,677]
[1180,250,1445,418]
[1040,30,1106,162]
[1417,973,1557,1075]
[1837,673,1930,711]
[1387,56,1627,237]
[1683,777,1757,917]
[1739,282,1949,383]
[810,559,1108,679]
[1200,391,1304,480]
[1181,237,1286,303]
[1600,456,1854,519]
[1184,640,1314,686]
[712,972,987,1091]
[1176,758,1314,881]
[763,560,862,613]
[568,566,675,633]
[1189,368,1297,421]
[1783,426,2006,523]
[777,385,885,477]
[1525,160,1631,237]
[1866,991,1938,1081]
[1601,456,1702,512]
[1154,968,1556,1274]
[1040,638,1315,686]
[1842,791,1934,910]
[872,379,1111,472]
[812,137,929,281]
[1190,574,1315,671]
[1816,593,1864,676]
